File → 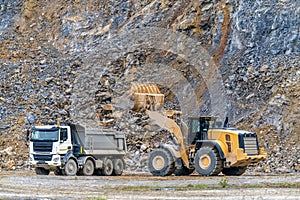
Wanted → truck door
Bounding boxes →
[58,127,72,154]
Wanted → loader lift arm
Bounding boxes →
[146,111,190,167]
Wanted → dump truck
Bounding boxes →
[29,122,127,176]
[130,83,267,176]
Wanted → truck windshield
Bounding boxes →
[30,127,59,142]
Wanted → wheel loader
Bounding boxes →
[130,83,267,176]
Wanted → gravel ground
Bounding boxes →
[0,171,299,200]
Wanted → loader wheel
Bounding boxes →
[222,166,247,176]
[148,149,175,176]
[83,159,95,176]
[174,166,194,176]
[64,159,78,176]
[102,158,113,176]
[112,159,124,176]
[194,147,223,176]
[35,167,50,175]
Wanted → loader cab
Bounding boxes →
[187,116,218,144]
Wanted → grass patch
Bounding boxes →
[219,177,228,188]
[117,184,213,191]
[114,182,300,191]
[119,185,159,191]
[237,182,300,189]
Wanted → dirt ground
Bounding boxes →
[0,170,299,200]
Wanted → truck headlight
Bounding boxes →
[53,157,60,162]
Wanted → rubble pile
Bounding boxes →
[0,123,28,170]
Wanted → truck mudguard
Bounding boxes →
[62,150,77,164]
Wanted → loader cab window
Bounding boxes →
[188,117,214,144]
[191,119,200,133]
[198,118,210,140]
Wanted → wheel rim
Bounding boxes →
[104,159,113,175]
[106,164,112,172]
[66,160,77,175]
[84,160,94,175]
[116,163,121,170]
[199,154,211,170]
[152,155,165,171]
[115,160,122,171]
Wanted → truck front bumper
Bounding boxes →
[29,154,62,170]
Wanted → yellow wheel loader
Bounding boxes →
[130,83,267,176]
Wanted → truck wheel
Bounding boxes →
[194,147,223,176]
[174,166,194,176]
[102,158,113,176]
[35,167,50,175]
[222,166,247,176]
[112,159,124,176]
[83,159,94,176]
[148,149,175,176]
[64,159,78,176]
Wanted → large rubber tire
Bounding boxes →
[112,159,124,176]
[148,149,175,176]
[174,166,194,176]
[35,167,50,175]
[194,147,223,176]
[64,159,78,176]
[222,166,247,176]
[102,158,113,176]
[83,159,95,176]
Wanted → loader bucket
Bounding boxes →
[130,83,164,111]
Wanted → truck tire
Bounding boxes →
[102,158,113,176]
[174,166,194,176]
[222,166,247,176]
[83,159,95,176]
[112,159,124,176]
[148,149,175,176]
[35,167,50,175]
[64,159,78,176]
[194,147,223,176]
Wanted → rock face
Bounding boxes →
[0,0,299,173]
